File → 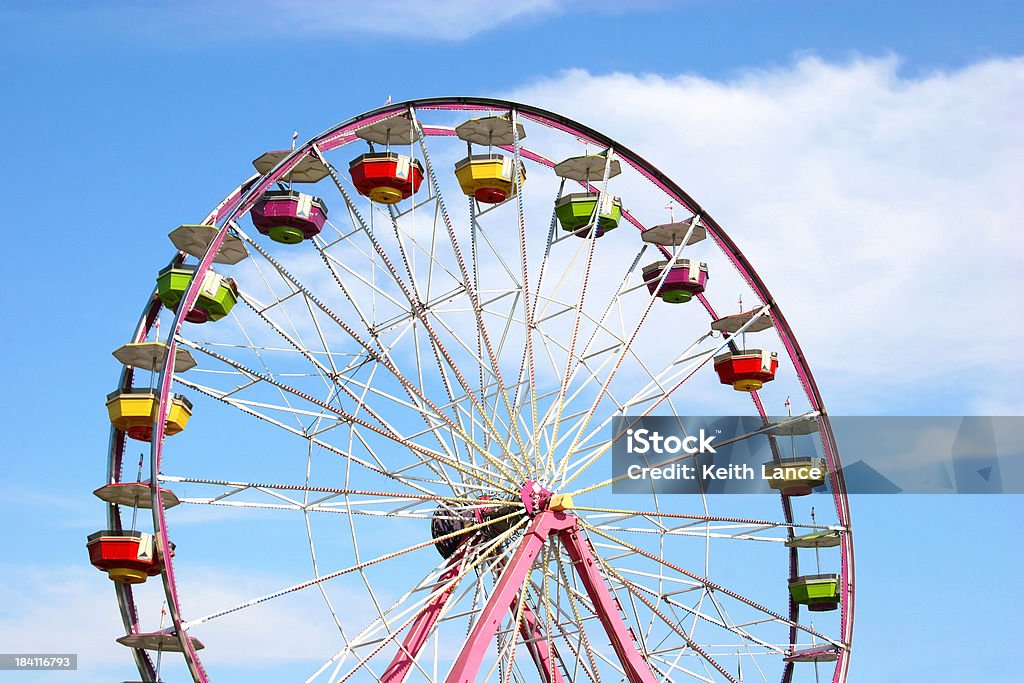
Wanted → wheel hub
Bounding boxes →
[431,481,575,558]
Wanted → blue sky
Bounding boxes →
[1,1,1022,682]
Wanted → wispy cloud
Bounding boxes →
[271,0,560,41]
[3,0,565,45]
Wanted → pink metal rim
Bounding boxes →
[108,97,853,682]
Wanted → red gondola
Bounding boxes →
[349,152,424,204]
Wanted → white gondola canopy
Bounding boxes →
[355,116,420,145]
[766,415,821,436]
[93,482,181,509]
[641,217,707,246]
[455,115,526,145]
[252,150,330,183]
[711,309,774,334]
[553,153,622,181]
[168,224,249,265]
[117,633,205,652]
[112,342,197,373]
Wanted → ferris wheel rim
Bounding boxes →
[102,97,853,683]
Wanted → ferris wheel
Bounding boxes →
[91,98,854,683]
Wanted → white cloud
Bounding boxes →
[4,0,565,44]
[266,0,560,41]
[0,564,145,683]
[0,562,376,681]
[501,56,1024,414]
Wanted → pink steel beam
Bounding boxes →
[557,526,657,683]
[518,600,565,683]
[444,512,570,683]
[445,511,656,683]
[381,546,563,683]
[382,551,466,683]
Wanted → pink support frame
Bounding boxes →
[517,599,564,683]
[382,550,467,683]
[443,511,657,683]
[381,543,565,683]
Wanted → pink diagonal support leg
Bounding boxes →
[445,511,657,683]
[518,592,565,683]
[445,511,573,683]
[382,551,466,683]
[558,525,658,683]
[382,537,565,683]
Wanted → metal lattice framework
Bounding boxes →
[101,98,854,683]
